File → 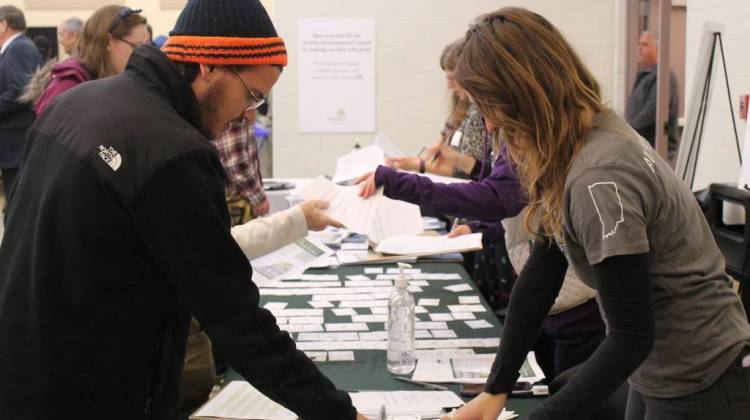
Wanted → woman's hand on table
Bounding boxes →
[442,392,507,420]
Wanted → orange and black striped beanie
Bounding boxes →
[163,0,287,67]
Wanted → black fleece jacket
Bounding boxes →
[0,45,355,420]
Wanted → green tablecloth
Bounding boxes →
[227,262,544,418]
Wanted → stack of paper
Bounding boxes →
[332,145,385,184]
[190,381,296,420]
[349,390,463,419]
[251,237,334,283]
[411,353,545,385]
[299,177,422,244]
[375,233,483,256]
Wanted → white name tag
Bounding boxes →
[450,130,463,147]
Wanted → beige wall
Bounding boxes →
[271,0,620,178]
[10,0,273,42]
[685,0,750,189]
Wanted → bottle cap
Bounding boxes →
[395,262,411,288]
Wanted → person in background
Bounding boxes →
[57,17,83,56]
[211,108,271,224]
[0,5,43,205]
[29,5,149,117]
[388,38,487,178]
[448,8,750,420]
[0,0,365,418]
[32,35,54,61]
[625,31,679,162]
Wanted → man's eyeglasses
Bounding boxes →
[109,8,142,34]
[231,67,266,112]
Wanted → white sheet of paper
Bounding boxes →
[271,309,324,317]
[416,321,449,330]
[444,284,473,293]
[349,390,464,418]
[376,233,482,256]
[251,237,334,283]
[386,267,422,275]
[415,306,428,314]
[370,307,388,314]
[308,300,334,308]
[280,324,324,333]
[332,308,358,316]
[192,381,296,420]
[364,267,384,274]
[417,298,440,307]
[450,312,476,320]
[326,323,370,331]
[297,332,361,341]
[304,351,328,362]
[264,302,288,309]
[412,354,544,385]
[448,304,486,313]
[458,296,481,304]
[340,300,389,308]
[431,329,458,339]
[429,313,454,322]
[288,316,325,324]
[328,350,355,361]
[299,176,422,244]
[464,319,493,329]
[341,242,369,251]
[346,274,371,281]
[415,330,433,339]
[352,314,388,323]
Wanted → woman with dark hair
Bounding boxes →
[30,5,148,116]
[446,8,750,420]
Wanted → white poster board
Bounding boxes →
[298,18,376,133]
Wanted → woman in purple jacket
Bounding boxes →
[31,6,148,116]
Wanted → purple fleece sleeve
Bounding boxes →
[374,153,526,221]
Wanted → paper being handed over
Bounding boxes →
[299,176,422,244]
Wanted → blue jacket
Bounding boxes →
[0,34,43,168]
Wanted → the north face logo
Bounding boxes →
[98,145,122,171]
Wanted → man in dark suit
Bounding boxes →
[0,6,42,203]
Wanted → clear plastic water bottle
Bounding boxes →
[387,262,416,374]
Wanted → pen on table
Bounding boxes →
[377,404,386,420]
[395,376,450,391]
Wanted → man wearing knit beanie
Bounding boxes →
[0,1,364,419]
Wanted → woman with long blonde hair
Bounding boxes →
[447,8,750,420]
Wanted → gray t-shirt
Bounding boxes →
[560,110,750,398]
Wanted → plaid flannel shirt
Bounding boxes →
[210,118,266,206]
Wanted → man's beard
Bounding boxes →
[197,81,226,139]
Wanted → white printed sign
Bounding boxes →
[298,18,376,133]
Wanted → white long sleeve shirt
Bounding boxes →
[231,204,308,260]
